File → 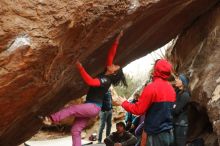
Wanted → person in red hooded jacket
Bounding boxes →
[116,59,176,146]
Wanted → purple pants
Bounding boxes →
[51,103,101,146]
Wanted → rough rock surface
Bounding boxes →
[0,0,219,145]
[171,3,220,145]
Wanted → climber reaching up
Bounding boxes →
[41,30,127,146]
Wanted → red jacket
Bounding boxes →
[77,38,119,87]
[76,37,119,106]
[122,59,176,134]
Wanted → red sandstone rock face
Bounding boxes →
[0,0,219,145]
[171,4,220,145]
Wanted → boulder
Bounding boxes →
[171,3,220,145]
[0,0,219,145]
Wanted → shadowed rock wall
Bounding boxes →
[172,4,220,145]
[0,0,219,145]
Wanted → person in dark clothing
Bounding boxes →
[173,74,191,146]
[116,59,176,146]
[41,31,127,146]
[98,89,113,143]
[104,122,137,146]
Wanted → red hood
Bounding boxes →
[153,59,172,79]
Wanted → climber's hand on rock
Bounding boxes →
[116,30,123,40]
[75,60,82,69]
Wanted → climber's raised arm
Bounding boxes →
[76,60,101,86]
[106,31,123,66]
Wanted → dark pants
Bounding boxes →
[174,125,188,146]
[98,110,112,143]
[147,130,174,146]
